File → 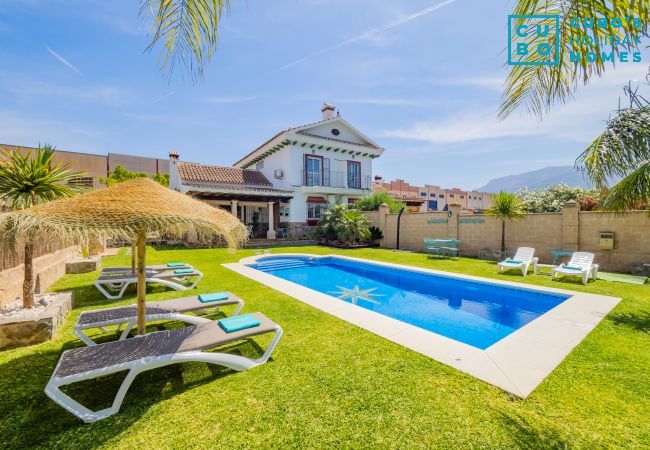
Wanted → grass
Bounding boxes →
[0,245,648,448]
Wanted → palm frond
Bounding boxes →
[500,0,650,119]
[576,106,650,188]
[485,191,525,220]
[601,159,650,211]
[140,0,231,81]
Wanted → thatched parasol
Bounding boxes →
[0,178,247,334]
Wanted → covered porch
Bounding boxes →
[188,189,293,239]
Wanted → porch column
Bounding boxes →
[267,202,276,239]
[230,200,238,217]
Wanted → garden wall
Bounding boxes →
[365,202,650,272]
[0,244,78,308]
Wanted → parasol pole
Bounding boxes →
[131,241,136,275]
[136,229,147,334]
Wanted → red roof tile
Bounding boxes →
[178,162,273,186]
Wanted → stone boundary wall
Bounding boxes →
[0,246,78,308]
[364,202,650,272]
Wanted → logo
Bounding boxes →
[508,15,560,66]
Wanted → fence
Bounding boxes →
[365,201,650,272]
[0,237,72,271]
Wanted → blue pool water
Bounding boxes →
[249,256,570,349]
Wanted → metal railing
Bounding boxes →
[301,171,370,189]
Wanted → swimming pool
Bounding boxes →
[247,255,569,349]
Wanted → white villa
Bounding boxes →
[169,104,385,239]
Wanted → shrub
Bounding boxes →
[314,204,371,245]
[352,191,406,213]
[517,183,602,212]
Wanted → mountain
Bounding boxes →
[476,166,593,193]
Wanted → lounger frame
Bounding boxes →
[46,325,283,423]
[94,270,203,300]
[73,297,244,346]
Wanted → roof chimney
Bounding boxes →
[321,103,336,120]
[169,151,179,161]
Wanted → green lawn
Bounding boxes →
[1,246,648,448]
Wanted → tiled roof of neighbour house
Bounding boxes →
[178,162,273,186]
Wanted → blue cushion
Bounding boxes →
[506,259,523,264]
[173,269,194,275]
[218,314,260,333]
[198,292,229,303]
[167,262,186,267]
[564,265,583,271]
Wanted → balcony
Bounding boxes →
[301,171,371,190]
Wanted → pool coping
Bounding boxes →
[224,253,621,397]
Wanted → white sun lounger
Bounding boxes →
[497,247,539,276]
[552,252,599,285]
[94,268,204,300]
[74,293,244,346]
[101,263,193,276]
[46,312,282,423]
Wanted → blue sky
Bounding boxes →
[0,0,648,190]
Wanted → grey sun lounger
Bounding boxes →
[74,293,244,346]
[101,263,193,276]
[94,268,204,300]
[46,312,282,423]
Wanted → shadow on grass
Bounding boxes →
[498,412,570,448]
[608,312,650,334]
[0,335,268,448]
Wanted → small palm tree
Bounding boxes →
[485,192,525,253]
[0,145,85,308]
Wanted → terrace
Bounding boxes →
[0,245,647,448]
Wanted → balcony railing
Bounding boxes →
[301,171,371,189]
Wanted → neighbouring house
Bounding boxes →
[373,177,493,213]
[170,104,385,238]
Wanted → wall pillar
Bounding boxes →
[447,204,461,240]
[562,200,580,250]
[230,200,238,218]
[267,202,276,239]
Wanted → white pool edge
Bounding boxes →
[224,253,621,397]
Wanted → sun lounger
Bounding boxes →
[497,247,538,276]
[94,268,204,300]
[552,252,599,284]
[46,312,282,423]
[74,293,244,346]
[101,263,193,276]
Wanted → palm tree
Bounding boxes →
[576,102,650,211]
[0,145,85,308]
[485,192,525,253]
[500,1,650,119]
[141,0,232,80]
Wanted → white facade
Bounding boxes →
[234,111,384,226]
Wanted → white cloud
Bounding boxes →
[332,97,422,106]
[267,0,459,74]
[152,91,175,103]
[45,45,83,75]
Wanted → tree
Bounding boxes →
[141,0,232,80]
[102,165,170,187]
[485,192,525,252]
[101,165,148,186]
[0,145,85,308]
[576,101,650,211]
[353,191,406,214]
[500,1,650,119]
[517,183,601,213]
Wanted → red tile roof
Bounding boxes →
[178,162,273,186]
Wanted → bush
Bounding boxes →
[517,183,602,212]
[314,204,371,245]
[352,191,406,213]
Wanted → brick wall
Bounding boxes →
[365,202,650,272]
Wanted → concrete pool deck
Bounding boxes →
[224,253,621,397]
